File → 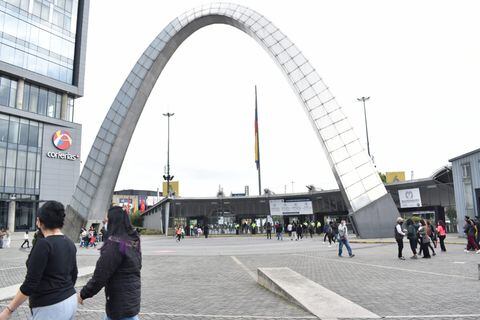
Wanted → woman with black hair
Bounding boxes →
[0,201,78,320]
[406,219,418,259]
[79,206,142,320]
[418,219,431,259]
[436,220,447,252]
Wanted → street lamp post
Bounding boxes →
[356,96,371,158]
[162,112,175,197]
[162,112,174,237]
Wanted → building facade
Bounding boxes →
[143,168,455,236]
[0,0,89,231]
[450,148,480,233]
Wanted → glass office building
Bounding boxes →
[0,0,89,231]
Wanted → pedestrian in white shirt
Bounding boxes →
[394,217,406,260]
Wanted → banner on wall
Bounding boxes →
[269,199,313,216]
[398,188,422,208]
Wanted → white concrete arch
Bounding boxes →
[65,3,398,238]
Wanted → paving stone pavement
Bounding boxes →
[1,236,479,319]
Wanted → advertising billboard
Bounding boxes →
[269,199,313,216]
[398,188,422,208]
[386,171,406,184]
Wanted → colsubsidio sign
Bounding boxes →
[46,130,80,161]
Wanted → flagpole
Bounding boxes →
[255,85,262,196]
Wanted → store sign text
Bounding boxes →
[46,151,79,161]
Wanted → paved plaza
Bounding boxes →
[1,235,479,320]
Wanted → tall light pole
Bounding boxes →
[162,112,174,197]
[356,96,371,158]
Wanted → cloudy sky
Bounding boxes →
[76,0,480,197]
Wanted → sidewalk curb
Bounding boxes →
[0,266,95,301]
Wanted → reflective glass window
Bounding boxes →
[5,168,15,187]
[16,168,25,187]
[35,171,40,189]
[22,84,30,110]
[0,77,11,106]
[18,120,29,145]
[37,125,43,150]
[55,94,61,118]
[47,91,56,118]
[37,88,47,115]
[0,44,15,65]
[28,123,39,147]
[9,80,17,108]
[8,118,19,144]
[0,115,8,143]
[6,148,17,168]
[29,86,39,113]
[17,150,26,169]
[27,151,36,170]
[0,167,4,187]
[0,147,6,167]
[26,170,35,189]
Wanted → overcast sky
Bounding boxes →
[76,0,480,197]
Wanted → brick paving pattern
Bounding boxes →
[0,236,478,319]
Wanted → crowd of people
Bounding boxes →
[79,225,105,248]
[394,217,449,260]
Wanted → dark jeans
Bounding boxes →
[396,238,404,258]
[421,242,431,258]
[408,237,417,255]
[21,239,30,248]
[419,238,435,255]
[439,235,446,251]
[327,233,333,245]
[266,230,272,239]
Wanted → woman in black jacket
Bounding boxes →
[78,206,142,320]
[0,201,78,320]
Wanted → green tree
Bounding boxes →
[130,210,144,227]
[378,172,387,184]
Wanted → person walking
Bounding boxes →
[394,217,406,260]
[20,230,30,249]
[266,222,272,240]
[406,219,418,259]
[464,219,480,253]
[275,222,283,240]
[79,206,142,320]
[0,201,78,320]
[338,220,354,258]
[332,221,339,243]
[308,222,315,239]
[296,222,303,240]
[0,229,4,249]
[1,229,10,249]
[175,226,182,242]
[436,220,447,252]
[316,221,322,235]
[428,220,438,248]
[203,223,209,239]
[287,223,293,239]
[418,220,431,258]
[474,218,480,247]
[324,222,334,247]
[291,222,297,241]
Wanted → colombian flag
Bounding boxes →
[255,86,260,170]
